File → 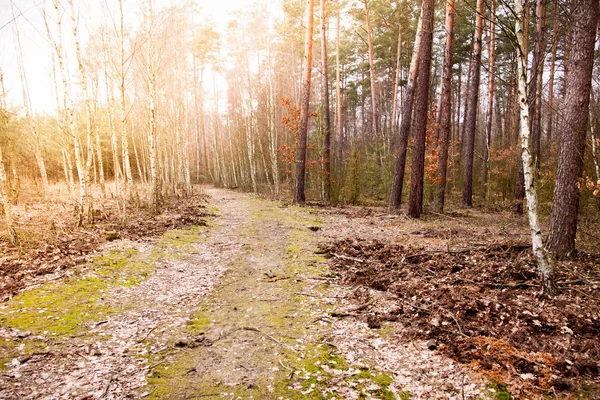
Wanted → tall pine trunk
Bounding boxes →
[481,0,496,201]
[321,0,331,201]
[461,0,484,208]
[295,0,315,204]
[547,0,599,259]
[388,3,425,212]
[407,0,435,218]
[434,0,456,212]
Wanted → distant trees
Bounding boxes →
[1,0,599,268]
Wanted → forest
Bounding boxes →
[0,0,599,398]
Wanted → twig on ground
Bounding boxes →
[98,375,113,399]
[241,326,282,345]
[330,299,375,318]
[137,325,158,343]
[451,314,469,338]
[332,253,365,263]
[295,292,347,299]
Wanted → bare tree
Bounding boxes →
[389,2,425,212]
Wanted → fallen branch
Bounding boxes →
[332,253,365,263]
[330,299,375,318]
[98,375,113,399]
[241,326,282,345]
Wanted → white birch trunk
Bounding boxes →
[514,0,557,294]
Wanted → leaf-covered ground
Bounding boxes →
[2,187,598,399]
[319,230,600,397]
[0,191,211,302]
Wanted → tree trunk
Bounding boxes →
[146,0,161,214]
[545,7,558,145]
[408,0,435,218]
[321,0,331,201]
[481,0,496,201]
[391,25,403,132]
[388,2,425,212]
[0,145,17,244]
[514,0,557,295]
[50,0,88,226]
[461,0,484,208]
[335,0,343,172]
[434,0,456,212]
[364,0,378,139]
[529,0,546,172]
[547,0,599,259]
[295,0,315,204]
[119,0,137,206]
[10,1,49,197]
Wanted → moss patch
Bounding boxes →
[0,248,151,337]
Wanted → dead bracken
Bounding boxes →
[321,238,600,397]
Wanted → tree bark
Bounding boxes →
[388,2,425,212]
[529,0,546,172]
[481,0,496,201]
[391,24,403,132]
[146,0,161,214]
[434,0,456,212]
[408,0,435,218]
[321,0,331,201]
[364,0,378,139]
[514,0,557,295]
[461,0,484,208]
[335,0,343,172]
[547,0,599,259]
[545,6,558,145]
[295,0,315,204]
[119,0,137,207]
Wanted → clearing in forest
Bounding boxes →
[0,187,598,399]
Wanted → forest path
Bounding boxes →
[0,188,487,399]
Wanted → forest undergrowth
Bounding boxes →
[0,183,211,301]
[319,208,600,398]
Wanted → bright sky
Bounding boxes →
[0,0,281,114]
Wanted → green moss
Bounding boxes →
[0,248,151,337]
[489,383,513,400]
[398,390,413,399]
[0,337,47,371]
[188,310,211,333]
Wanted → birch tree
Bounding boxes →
[513,0,557,294]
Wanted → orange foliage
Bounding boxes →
[578,173,600,197]
[424,106,441,185]
[277,97,321,177]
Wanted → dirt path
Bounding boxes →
[0,188,489,399]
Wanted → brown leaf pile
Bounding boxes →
[0,194,211,301]
[321,238,600,397]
